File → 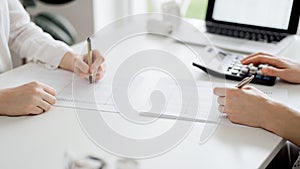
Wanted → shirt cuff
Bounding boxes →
[42,41,73,70]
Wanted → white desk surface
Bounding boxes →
[0,29,300,169]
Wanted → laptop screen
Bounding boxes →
[206,0,300,34]
[213,0,293,30]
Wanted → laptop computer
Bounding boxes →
[177,0,300,55]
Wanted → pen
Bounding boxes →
[235,75,255,89]
[87,37,93,84]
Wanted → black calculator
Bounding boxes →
[192,48,277,86]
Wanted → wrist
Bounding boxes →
[59,51,78,72]
[259,99,280,130]
[0,89,10,115]
[260,100,292,136]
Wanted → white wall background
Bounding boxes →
[12,0,300,67]
[27,0,136,41]
[24,1,300,47]
[93,0,132,33]
[27,0,94,42]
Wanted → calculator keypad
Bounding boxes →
[192,48,277,86]
[226,56,272,80]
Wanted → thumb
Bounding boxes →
[76,59,89,74]
[262,67,284,77]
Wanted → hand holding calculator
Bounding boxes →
[192,48,277,86]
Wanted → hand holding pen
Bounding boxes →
[74,37,105,83]
[213,75,272,127]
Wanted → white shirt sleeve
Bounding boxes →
[8,0,73,69]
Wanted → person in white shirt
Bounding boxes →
[0,0,105,116]
[214,52,300,168]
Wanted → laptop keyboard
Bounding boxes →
[206,23,288,43]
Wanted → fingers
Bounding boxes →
[214,88,227,113]
[242,55,286,68]
[76,59,89,74]
[77,66,105,81]
[42,92,56,105]
[261,66,285,78]
[37,100,52,112]
[39,83,56,109]
[214,87,237,114]
[40,83,57,96]
[213,87,226,96]
[94,64,106,81]
[77,70,105,81]
[90,50,105,73]
[78,72,90,79]
[30,107,44,115]
[39,84,56,112]
[218,105,225,113]
[36,91,55,113]
[75,58,90,79]
[94,72,104,81]
[241,52,272,62]
[33,82,56,112]
[217,96,225,105]
[78,50,105,82]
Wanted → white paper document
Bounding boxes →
[5,63,288,123]
[55,76,117,112]
[55,73,150,113]
[140,78,215,120]
[139,78,289,124]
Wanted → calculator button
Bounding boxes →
[250,66,258,71]
[230,69,239,75]
[248,73,254,77]
[256,70,263,75]
[235,55,243,60]
[263,76,270,80]
[249,69,257,74]
[235,63,243,67]
[258,64,268,69]
[218,51,228,57]
[255,74,263,79]
[241,67,249,74]
[233,67,241,71]
[235,65,243,70]
[232,61,239,65]
[228,64,234,68]
[249,67,258,74]
[239,72,246,77]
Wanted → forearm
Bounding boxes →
[262,102,300,147]
[0,89,8,115]
[8,0,72,68]
[282,109,300,147]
